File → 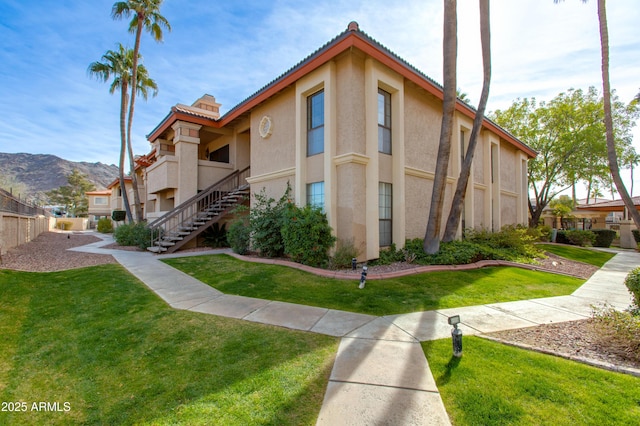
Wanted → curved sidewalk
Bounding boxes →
[72,234,638,425]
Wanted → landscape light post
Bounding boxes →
[358,265,368,289]
[448,315,463,357]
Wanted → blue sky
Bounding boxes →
[1,0,638,187]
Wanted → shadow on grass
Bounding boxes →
[0,266,338,426]
[437,355,462,387]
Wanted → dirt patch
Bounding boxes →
[487,318,640,374]
[0,231,116,272]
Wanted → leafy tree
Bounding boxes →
[46,170,95,217]
[443,0,491,242]
[112,0,171,222]
[491,87,637,226]
[88,44,157,223]
[424,0,457,254]
[456,89,471,104]
[549,195,575,229]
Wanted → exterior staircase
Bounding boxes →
[147,166,250,254]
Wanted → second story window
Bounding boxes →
[307,90,324,156]
[378,88,391,154]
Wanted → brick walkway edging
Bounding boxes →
[225,252,574,280]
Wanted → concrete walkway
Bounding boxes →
[71,234,638,425]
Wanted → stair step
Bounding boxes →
[158,241,176,247]
[147,246,166,253]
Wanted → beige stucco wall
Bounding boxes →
[0,213,52,254]
[54,217,88,231]
[197,160,234,190]
[250,87,296,180]
[142,44,531,259]
[147,156,179,194]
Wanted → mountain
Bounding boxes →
[0,153,120,202]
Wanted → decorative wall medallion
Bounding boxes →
[259,115,273,138]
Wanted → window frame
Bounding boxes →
[306,181,325,211]
[307,90,325,156]
[378,88,392,154]
[379,182,392,247]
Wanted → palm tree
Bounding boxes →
[88,44,134,223]
[88,44,157,223]
[555,0,640,226]
[596,0,640,226]
[443,0,491,242]
[424,0,458,254]
[112,0,171,222]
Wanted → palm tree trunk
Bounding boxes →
[443,0,491,242]
[598,0,640,227]
[424,0,457,254]
[119,84,133,223]
[126,18,145,223]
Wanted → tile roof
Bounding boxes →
[147,21,535,157]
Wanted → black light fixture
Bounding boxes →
[352,257,357,270]
[448,315,463,357]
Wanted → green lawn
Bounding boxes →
[0,265,337,426]
[423,337,640,425]
[538,243,615,267]
[163,254,585,316]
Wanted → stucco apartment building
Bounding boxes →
[137,22,535,259]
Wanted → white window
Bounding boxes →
[94,197,108,205]
[306,182,325,210]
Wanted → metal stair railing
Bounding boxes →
[148,166,250,252]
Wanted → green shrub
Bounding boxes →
[632,229,640,244]
[97,217,113,233]
[250,186,291,258]
[373,243,406,265]
[465,225,544,260]
[111,210,126,222]
[432,240,493,264]
[227,219,250,255]
[591,229,617,248]
[202,222,228,248]
[557,229,596,247]
[401,227,544,266]
[625,267,640,309]
[56,221,72,230]
[536,224,553,242]
[329,238,360,269]
[113,222,154,250]
[281,204,335,267]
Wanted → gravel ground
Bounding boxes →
[2,232,637,374]
[0,231,117,272]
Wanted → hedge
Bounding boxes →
[591,229,617,248]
